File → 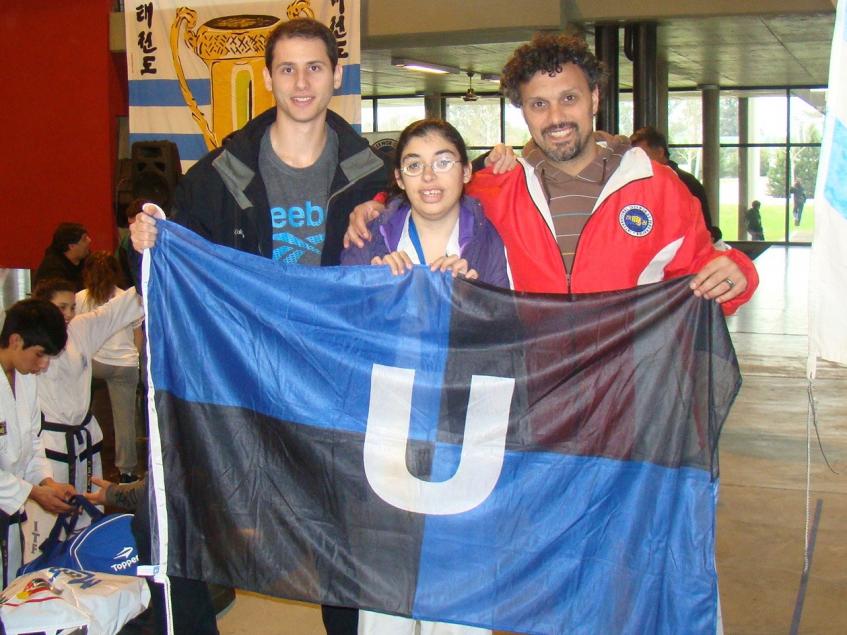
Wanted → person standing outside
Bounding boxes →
[745,200,765,241]
[790,179,806,226]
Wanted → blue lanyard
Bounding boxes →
[407,216,428,265]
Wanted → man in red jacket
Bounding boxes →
[347,33,757,312]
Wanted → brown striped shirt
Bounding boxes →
[523,138,628,274]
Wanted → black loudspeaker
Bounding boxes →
[131,141,182,212]
[114,157,133,227]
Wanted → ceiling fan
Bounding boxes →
[463,71,479,102]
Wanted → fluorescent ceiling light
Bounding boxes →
[391,58,462,75]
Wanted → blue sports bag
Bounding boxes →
[18,495,139,576]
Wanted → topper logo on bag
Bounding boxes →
[18,496,139,578]
[111,546,140,572]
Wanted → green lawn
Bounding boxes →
[718,201,815,242]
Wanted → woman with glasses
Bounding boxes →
[341,119,503,634]
[341,119,510,291]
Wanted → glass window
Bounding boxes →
[719,146,789,242]
[361,98,374,133]
[445,97,502,147]
[468,148,489,162]
[505,102,530,147]
[719,96,739,144]
[667,92,702,145]
[759,201,788,243]
[790,90,825,143]
[376,97,425,132]
[741,91,788,144]
[788,146,818,240]
[669,147,703,181]
[718,148,740,241]
[760,147,789,242]
[618,93,634,137]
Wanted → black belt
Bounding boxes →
[42,412,101,493]
[0,510,27,588]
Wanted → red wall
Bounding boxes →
[0,1,127,270]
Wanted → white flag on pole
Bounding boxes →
[808,0,847,373]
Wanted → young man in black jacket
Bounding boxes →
[130,18,387,635]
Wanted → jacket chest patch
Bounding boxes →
[619,205,653,237]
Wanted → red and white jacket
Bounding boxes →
[468,147,758,314]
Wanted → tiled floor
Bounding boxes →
[720,246,847,634]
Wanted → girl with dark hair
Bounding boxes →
[76,251,142,482]
[341,119,510,291]
[342,119,500,634]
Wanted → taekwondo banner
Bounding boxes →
[808,0,847,371]
[125,0,361,172]
[142,221,741,635]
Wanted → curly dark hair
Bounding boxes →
[82,251,121,306]
[500,33,607,107]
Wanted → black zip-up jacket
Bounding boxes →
[167,107,389,265]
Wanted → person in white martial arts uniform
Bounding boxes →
[0,299,76,586]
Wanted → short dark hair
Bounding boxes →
[32,278,76,303]
[50,223,87,253]
[501,33,607,107]
[751,200,761,208]
[264,18,339,70]
[630,126,670,158]
[1,299,67,354]
[392,119,469,200]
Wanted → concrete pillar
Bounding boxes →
[424,94,442,119]
[701,85,720,229]
[594,23,619,134]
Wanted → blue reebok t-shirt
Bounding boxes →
[259,126,338,265]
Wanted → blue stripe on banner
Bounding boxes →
[335,64,361,96]
[129,79,211,106]
[129,133,208,162]
[825,119,847,218]
[148,221,453,439]
[414,449,718,634]
[130,65,360,106]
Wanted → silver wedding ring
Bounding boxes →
[725,278,736,289]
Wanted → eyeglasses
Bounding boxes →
[400,156,459,177]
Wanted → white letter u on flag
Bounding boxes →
[364,363,515,515]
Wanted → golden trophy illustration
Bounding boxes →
[171,3,311,151]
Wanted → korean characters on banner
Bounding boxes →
[125,0,361,172]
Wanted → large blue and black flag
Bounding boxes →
[143,221,740,635]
